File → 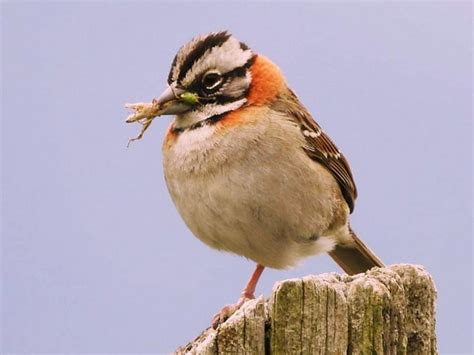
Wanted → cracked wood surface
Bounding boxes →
[175,264,437,354]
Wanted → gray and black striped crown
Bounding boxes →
[167,31,254,87]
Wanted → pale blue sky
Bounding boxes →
[2,1,472,353]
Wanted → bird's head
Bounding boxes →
[155,31,286,129]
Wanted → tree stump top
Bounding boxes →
[175,264,437,354]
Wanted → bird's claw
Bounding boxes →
[211,296,253,329]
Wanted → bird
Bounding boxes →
[151,31,384,327]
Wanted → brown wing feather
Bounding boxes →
[277,89,358,212]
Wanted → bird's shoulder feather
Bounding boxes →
[270,89,358,212]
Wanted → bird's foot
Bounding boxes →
[211,294,253,329]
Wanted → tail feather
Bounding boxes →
[328,228,384,275]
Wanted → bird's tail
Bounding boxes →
[328,227,384,275]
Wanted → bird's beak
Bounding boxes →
[154,82,196,115]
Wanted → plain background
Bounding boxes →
[1,1,472,353]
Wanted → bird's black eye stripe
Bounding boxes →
[177,31,231,83]
[186,60,253,94]
[220,54,256,80]
[214,93,247,105]
[224,65,246,79]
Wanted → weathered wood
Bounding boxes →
[391,264,437,354]
[175,297,266,354]
[175,264,437,354]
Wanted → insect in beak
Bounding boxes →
[125,82,200,146]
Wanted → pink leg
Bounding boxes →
[212,264,265,328]
[241,264,265,299]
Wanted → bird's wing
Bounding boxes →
[275,90,358,212]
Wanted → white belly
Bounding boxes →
[162,116,347,269]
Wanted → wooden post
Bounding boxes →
[175,264,437,354]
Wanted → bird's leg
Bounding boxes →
[211,264,265,329]
[240,263,265,299]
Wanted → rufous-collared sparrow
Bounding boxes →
[137,31,384,327]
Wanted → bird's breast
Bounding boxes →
[162,109,345,268]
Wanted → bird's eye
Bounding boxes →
[201,71,223,92]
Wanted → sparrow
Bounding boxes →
[149,31,384,327]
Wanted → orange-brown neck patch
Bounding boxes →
[247,55,286,105]
[163,123,179,149]
[215,105,268,131]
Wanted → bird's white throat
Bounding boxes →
[174,98,247,130]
